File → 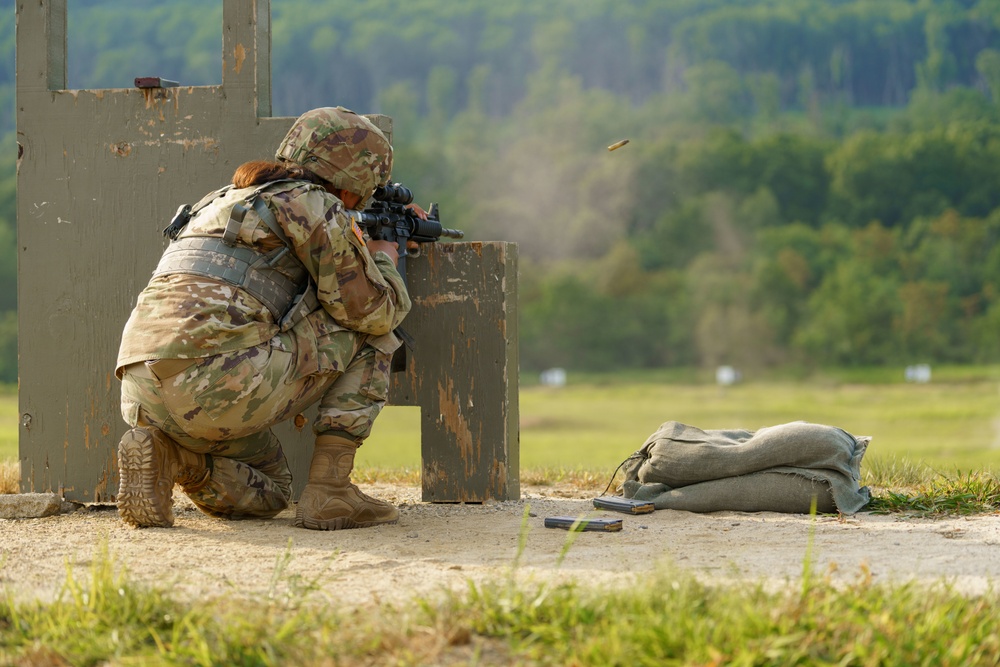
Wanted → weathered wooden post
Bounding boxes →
[15,0,518,504]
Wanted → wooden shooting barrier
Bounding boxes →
[15,0,519,503]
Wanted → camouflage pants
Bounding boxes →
[119,328,393,519]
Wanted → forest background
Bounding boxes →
[2,0,1000,383]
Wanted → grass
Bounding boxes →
[359,368,1000,516]
[4,371,998,474]
[450,570,1000,666]
[1,540,999,666]
[0,387,15,462]
[361,371,1000,474]
[0,460,15,494]
[2,369,998,662]
[5,371,1000,514]
[867,469,1000,516]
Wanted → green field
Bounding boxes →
[359,372,1000,475]
[0,386,14,461]
[4,371,1000,475]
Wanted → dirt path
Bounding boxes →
[2,484,999,606]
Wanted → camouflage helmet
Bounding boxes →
[275,106,393,200]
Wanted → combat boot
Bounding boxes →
[294,434,399,530]
[117,426,210,528]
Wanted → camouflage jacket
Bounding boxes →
[116,180,411,376]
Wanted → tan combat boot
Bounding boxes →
[117,426,210,528]
[294,434,399,530]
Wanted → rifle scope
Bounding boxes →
[373,183,414,206]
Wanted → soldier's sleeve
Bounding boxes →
[271,187,410,336]
[370,250,412,331]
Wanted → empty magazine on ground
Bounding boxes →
[543,516,624,532]
[592,496,655,514]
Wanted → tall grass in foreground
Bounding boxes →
[1,547,998,666]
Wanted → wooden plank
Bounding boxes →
[16,0,283,501]
[390,243,520,502]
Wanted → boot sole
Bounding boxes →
[292,507,398,530]
[117,429,174,528]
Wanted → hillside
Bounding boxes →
[2,1,1000,377]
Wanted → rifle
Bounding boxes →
[352,183,463,371]
[352,182,463,284]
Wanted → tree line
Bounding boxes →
[426,80,1000,371]
[1,0,1000,379]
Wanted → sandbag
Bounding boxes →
[620,421,871,514]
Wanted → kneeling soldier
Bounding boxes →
[115,107,410,530]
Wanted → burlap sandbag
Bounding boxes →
[620,421,871,514]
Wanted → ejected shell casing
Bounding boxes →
[607,139,630,151]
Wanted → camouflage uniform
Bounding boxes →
[116,108,409,520]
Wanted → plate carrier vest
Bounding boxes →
[152,180,318,332]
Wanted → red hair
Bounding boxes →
[231,160,325,189]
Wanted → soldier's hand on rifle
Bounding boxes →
[367,239,400,265]
[404,204,428,254]
[405,203,429,220]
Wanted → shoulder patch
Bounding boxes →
[352,220,366,244]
